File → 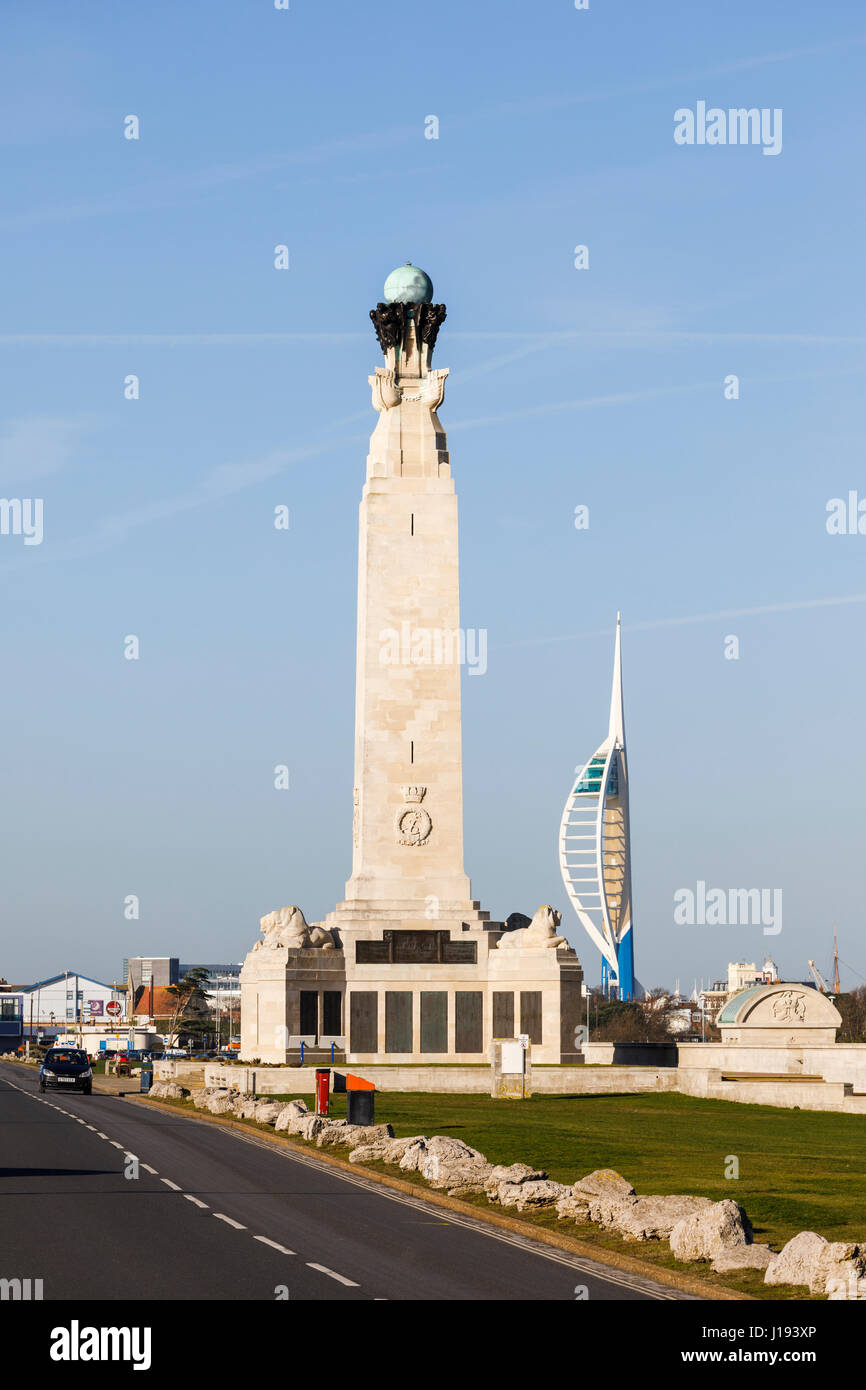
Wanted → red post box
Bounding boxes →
[315,1068,330,1116]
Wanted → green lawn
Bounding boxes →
[314,1089,866,1252]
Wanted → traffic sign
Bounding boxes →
[106,1001,122,1017]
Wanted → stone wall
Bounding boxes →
[198,1061,679,1096]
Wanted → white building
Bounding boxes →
[20,971,126,1041]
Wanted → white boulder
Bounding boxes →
[316,1122,394,1150]
[612,1195,714,1243]
[555,1193,592,1223]
[712,1245,774,1273]
[274,1100,309,1133]
[497,1179,570,1211]
[381,1135,428,1165]
[573,1169,636,1199]
[252,1100,285,1125]
[414,1136,491,1192]
[348,1141,391,1163]
[207,1093,238,1115]
[670,1200,752,1262]
[765,1235,866,1296]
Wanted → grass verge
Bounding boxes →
[131,1087,860,1300]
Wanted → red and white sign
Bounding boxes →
[106,1001,122,1018]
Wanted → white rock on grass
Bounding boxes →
[612,1195,714,1243]
[207,1093,237,1115]
[763,1232,826,1289]
[414,1136,491,1192]
[381,1135,428,1165]
[274,1100,309,1133]
[348,1141,391,1163]
[485,1163,546,1191]
[670,1200,752,1262]
[498,1179,570,1212]
[485,1163,548,1206]
[252,1101,284,1125]
[573,1169,636,1199]
[766,1234,866,1296]
[398,1138,430,1173]
[826,1268,866,1300]
[298,1114,326,1142]
[316,1122,394,1150]
[810,1242,866,1297]
[712,1246,774,1273]
[555,1193,592,1223]
[150,1081,189,1100]
[568,1170,638,1227]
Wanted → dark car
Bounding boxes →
[39,1047,93,1095]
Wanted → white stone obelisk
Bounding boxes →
[326,264,488,935]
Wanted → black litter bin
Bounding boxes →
[140,1067,153,1094]
[347,1089,374,1125]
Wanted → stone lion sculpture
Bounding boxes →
[496,904,568,950]
[252,905,337,952]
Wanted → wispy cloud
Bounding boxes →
[450,363,866,432]
[0,415,93,486]
[3,328,865,350]
[505,593,866,650]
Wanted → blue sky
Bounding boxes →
[2,0,865,993]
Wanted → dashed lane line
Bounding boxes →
[213,1213,247,1230]
[184,1195,209,1209]
[306,1262,359,1287]
[254,1236,295,1255]
[142,1164,159,1175]
[222,1124,682,1301]
[161,1178,182,1192]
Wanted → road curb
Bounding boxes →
[128,1093,753,1301]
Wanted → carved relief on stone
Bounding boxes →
[771,990,807,1023]
[395,784,432,846]
[369,367,402,412]
[399,367,448,410]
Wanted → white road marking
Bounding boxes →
[160,1178,182,1191]
[142,1164,158,1175]
[231,1131,683,1301]
[253,1235,295,1255]
[306,1262,359,1287]
[109,1141,124,1150]
[213,1213,246,1230]
[184,1195,209,1209]
[85,1125,97,1132]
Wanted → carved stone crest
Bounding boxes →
[395,785,432,846]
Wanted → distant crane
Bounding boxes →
[808,960,829,993]
[833,926,841,993]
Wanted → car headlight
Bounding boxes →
[81,1068,92,1078]
[42,1069,55,1077]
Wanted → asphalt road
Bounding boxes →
[0,1063,688,1301]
